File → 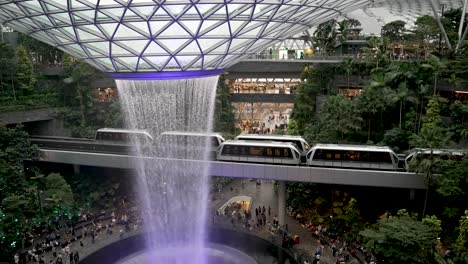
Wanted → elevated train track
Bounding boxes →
[32,137,427,190]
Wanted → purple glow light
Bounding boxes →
[108,70,225,80]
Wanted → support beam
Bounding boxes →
[456,0,468,52]
[458,0,468,39]
[278,181,286,226]
[430,0,453,51]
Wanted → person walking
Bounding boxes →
[268,206,271,216]
[73,252,79,263]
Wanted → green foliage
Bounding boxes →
[313,20,337,55]
[60,58,122,137]
[453,210,468,263]
[68,173,120,211]
[16,46,36,96]
[214,75,236,135]
[0,126,38,200]
[422,96,445,129]
[308,95,362,142]
[290,66,321,134]
[437,158,468,198]
[19,33,63,64]
[360,213,442,264]
[0,42,18,99]
[42,173,74,220]
[382,20,407,43]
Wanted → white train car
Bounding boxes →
[306,144,400,171]
[159,131,225,160]
[234,134,310,162]
[405,148,466,171]
[94,128,153,145]
[217,140,301,165]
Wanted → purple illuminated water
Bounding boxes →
[116,76,219,263]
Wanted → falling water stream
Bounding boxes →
[116,76,218,263]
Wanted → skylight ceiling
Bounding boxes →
[0,0,372,73]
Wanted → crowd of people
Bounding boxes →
[289,211,378,264]
[13,198,142,264]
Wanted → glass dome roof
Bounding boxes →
[0,0,372,73]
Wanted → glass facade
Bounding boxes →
[0,0,372,73]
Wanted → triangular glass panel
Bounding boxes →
[229,38,251,52]
[151,7,171,19]
[100,7,125,20]
[84,41,110,55]
[163,5,186,18]
[208,41,229,54]
[237,6,253,18]
[183,5,198,15]
[143,41,168,55]
[84,47,104,57]
[137,58,155,71]
[238,24,265,38]
[44,2,62,12]
[98,0,119,7]
[177,41,200,54]
[157,39,190,53]
[227,4,246,16]
[199,20,219,35]
[202,55,221,67]
[84,44,108,56]
[195,4,217,17]
[113,24,145,39]
[111,43,132,55]
[117,56,139,69]
[99,23,119,37]
[175,55,197,69]
[125,22,150,37]
[202,22,230,37]
[71,1,87,9]
[123,9,140,20]
[130,6,156,18]
[158,22,190,38]
[77,28,101,41]
[179,20,201,36]
[116,40,150,55]
[228,20,245,35]
[49,13,72,25]
[219,54,238,68]
[197,38,219,54]
[80,0,99,8]
[188,57,202,69]
[113,59,133,71]
[81,24,106,38]
[144,56,170,68]
[75,10,96,22]
[164,57,181,70]
[149,21,170,37]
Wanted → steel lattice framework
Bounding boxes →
[0,0,372,73]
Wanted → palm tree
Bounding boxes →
[341,57,354,89]
[410,127,452,216]
[421,55,445,95]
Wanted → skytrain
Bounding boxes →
[92,129,465,171]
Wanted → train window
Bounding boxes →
[233,146,239,155]
[266,148,273,156]
[222,145,231,155]
[249,147,264,156]
[240,146,247,156]
[293,141,303,151]
[275,148,281,157]
[284,148,292,158]
[334,153,341,159]
[212,138,220,148]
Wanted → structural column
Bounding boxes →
[278,180,286,226]
[73,164,80,175]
